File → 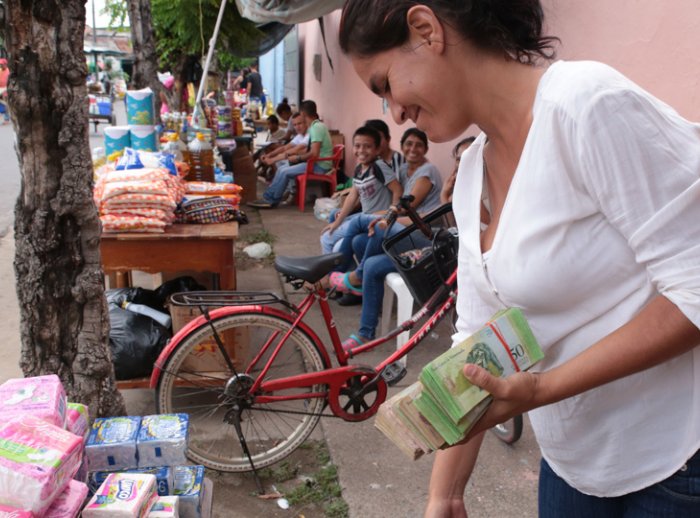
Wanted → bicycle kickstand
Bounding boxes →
[229,404,265,495]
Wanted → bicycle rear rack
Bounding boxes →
[169,291,297,313]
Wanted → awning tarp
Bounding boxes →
[235,0,345,25]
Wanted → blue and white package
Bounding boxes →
[173,465,205,518]
[130,126,158,152]
[115,148,145,170]
[85,416,141,471]
[104,126,131,155]
[126,88,155,125]
[137,414,189,468]
[89,466,173,497]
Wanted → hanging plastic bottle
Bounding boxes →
[185,132,215,182]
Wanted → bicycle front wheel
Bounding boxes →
[156,311,327,472]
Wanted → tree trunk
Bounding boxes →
[128,0,168,116]
[5,0,126,418]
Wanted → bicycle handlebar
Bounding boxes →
[392,195,434,238]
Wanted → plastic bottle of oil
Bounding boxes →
[185,132,215,181]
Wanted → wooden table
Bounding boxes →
[101,223,238,390]
[101,222,239,290]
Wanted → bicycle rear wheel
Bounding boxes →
[156,311,327,472]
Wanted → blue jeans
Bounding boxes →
[262,161,326,204]
[539,451,700,517]
[320,211,361,254]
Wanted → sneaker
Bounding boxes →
[248,199,276,209]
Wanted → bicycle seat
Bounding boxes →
[275,252,345,284]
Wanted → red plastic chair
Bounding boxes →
[295,144,344,212]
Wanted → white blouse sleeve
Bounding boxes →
[578,86,700,328]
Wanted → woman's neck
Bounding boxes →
[406,158,426,175]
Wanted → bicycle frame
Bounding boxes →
[151,268,458,420]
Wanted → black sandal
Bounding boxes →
[381,361,407,386]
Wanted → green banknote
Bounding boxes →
[419,308,543,423]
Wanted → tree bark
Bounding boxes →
[128,0,170,116]
[5,0,126,418]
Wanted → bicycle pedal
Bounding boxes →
[381,362,407,386]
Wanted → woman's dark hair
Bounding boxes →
[339,0,558,64]
[364,119,391,140]
[276,98,292,116]
[267,114,280,125]
[401,128,429,148]
[452,136,476,157]
[353,126,382,148]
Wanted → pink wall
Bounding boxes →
[300,2,700,177]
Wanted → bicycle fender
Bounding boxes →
[149,305,331,388]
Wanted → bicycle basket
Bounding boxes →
[382,203,458,306]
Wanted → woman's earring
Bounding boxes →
[382,98,389,114]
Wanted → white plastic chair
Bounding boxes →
[381,272,415,367]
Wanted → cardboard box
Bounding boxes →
[169,304,248,371]
[231,155,258,204]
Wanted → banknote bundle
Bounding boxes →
[375,308,543,459]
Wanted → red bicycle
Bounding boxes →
[150,200,521,481]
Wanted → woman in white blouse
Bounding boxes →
[340,1,700,517]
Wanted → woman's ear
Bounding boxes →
[406,5,446,54]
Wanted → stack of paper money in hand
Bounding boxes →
[375,308,543,459]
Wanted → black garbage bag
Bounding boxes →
[155,276,207,302]
[108,303,171,380]
[106,287,165,311]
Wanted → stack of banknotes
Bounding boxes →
[375,308,544,459]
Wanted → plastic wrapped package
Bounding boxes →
[0,415,83,515]
[147,496,179,518]
[44,479,89,518]
[173,466,205,518]
[85,416,141,471]
[0,504,34,517]
[90,466,173,497]
[0,374,67,428]
[137,415,189,468]
[83,473,158,518]
[65,402,89,438]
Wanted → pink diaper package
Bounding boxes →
[0,375,67,428]
[65,402,89,438]
[0,415,83,515]
[83,473,158,518]
[147,496,179,518]
[44,479,89,518]
[0,504,34,517]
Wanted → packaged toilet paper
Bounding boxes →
[0,374,67,428]
[91,466,173,497]
[44,479,89,518]
[0,415,83,515]
[65,402,89,438]
[173,466,205,518]
[85,416,141,471]
[130,126,158,152]
[126,88,156,126]
[105,126,132,155]
[83,473,158,518]
[148,496,179,518]
[137,414,189,468]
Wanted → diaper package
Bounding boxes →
[0,504,34,517]
[65,402,89,438]
[173,466,205,518]
[0,374,67,428]
[86,416,141,471]
[83,473,158,518]
[137,414,189,468]
[147,496,179,518]
[91,466,173,497]
[44,479,89,518]
[0,415,83,515]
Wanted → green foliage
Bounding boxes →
[285,464,349,518]
[218,53,256,73]
[102,0,129,29]
[151,0,267,71]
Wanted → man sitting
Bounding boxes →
[255,112,309,182]
[249,99,333,208]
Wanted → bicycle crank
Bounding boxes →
[328,366,388,422]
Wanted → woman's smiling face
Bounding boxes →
[401,134,427,164]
